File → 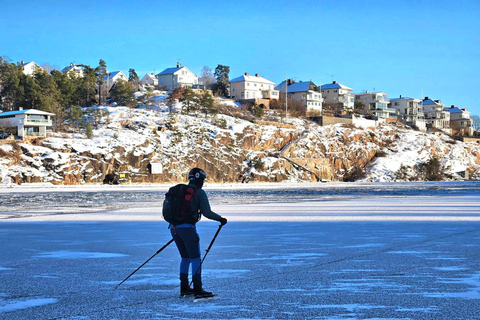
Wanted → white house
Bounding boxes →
[62,63,84,78]
[21,61,43,76]
[0,108,54,138]
[421,97,451,132]
[320,81,355,110]
[389,96,426,131]
[156,64,198,91]
[355,91,395,119]
[230,73,279,106]
[444,105,474,136]
[106,71,128,89]
[140,73,158,88]
[275,79,323,113]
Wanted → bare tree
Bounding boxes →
[201,66,215,91]
[471,115,480,131]
[322,102,343,116]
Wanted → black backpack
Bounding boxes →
[162,184,199,225]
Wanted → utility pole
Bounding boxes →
[285,74,288,118]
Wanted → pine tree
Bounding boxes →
[110,80,135,107]
[179,87,197,113]
[212,65,230,97]
[85,122,93,138]
[95,59,107,104]
[199,92,217,117]
[128,68,139,91]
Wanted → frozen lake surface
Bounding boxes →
[1,182,480,319]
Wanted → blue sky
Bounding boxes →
[1,0,479,114]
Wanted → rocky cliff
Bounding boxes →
[0,106,479,185]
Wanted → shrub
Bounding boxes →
[86,123,93,139]
[417,156,444,181]
[395,163,410,181]
[252,104,264,118]
[375,150,388,157]
[214,117,228,129]
[251,158,264,171]
[343,164,366,182]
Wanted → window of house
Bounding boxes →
[247,83,250,86]
[254,83,257,87]
[334,90,337,92]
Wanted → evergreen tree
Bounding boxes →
[34,70,66,130]
[199,92,217,117]
[51,70,75,107]
[212,65,230,97]
[0,58,22,111]
[128,68,139,91]
[95,59,107,104]
[85,122,93,138]
[179,87,197,113]
[110,80,135,107]
[69,105,84,130]
[77,65,97,107]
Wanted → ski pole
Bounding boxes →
[189,224,223,288]
[114,238,174,290]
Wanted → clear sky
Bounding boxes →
[1,0,479,114]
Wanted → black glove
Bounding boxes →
[219,217,228,226]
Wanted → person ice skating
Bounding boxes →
[169,168,227,299]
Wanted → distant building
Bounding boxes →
[140,73,158,88]
[421,97,451,133]
[0,108,54,138]
[444,105,474,136]
[321,81,355,110]
[230,73,279,108]
[156,63,198,91]
[62,63,84,78]
[21,61,43,76]
[389,96,426,131]
[355,91,395,119]
[106,71,128,89]
[275,79,323,114]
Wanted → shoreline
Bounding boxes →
[0,180,479,193]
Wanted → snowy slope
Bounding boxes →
[0,105,479,185]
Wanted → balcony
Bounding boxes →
[20,118,53,126]
[24,131,44,137]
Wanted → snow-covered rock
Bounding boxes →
[0,106,478,185]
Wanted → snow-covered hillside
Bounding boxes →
[0,105,479,185]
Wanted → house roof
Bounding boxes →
[143,73,156,79]
[108,71,123,79]
[421,99,443,106]
[22,61,37,67]
[321,82,353,91]
[230,74,275,85]
[444,106,469,114]
[0,109,55,117]
[275,81,319,93]
[389,97,418,101]
[157,67,183,76]
[62,64,82,73]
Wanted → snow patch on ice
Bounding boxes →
[0,298,58,313]
[34,250,128,259]
[433,267,468,271]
